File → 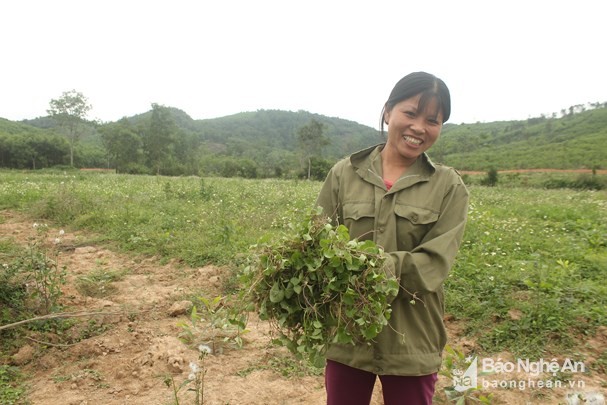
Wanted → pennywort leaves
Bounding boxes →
[241,209,398,367]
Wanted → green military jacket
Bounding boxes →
[315,144,469,376]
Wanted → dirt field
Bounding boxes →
[2,210,605,404]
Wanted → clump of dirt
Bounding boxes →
[1,211,604,404]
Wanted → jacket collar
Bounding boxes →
[350,144,436,190]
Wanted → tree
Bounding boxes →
[481,168,499,187]
[47,90,92,167]
[143,103,177,174]
[297,119,329,180]
[0,132,69,169]
[100,118,144,173]
[308,157,333,181]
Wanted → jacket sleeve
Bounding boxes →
[315,164,341,224]
[390,180,469,295]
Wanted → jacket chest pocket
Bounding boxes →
[342,202,375,241]
[394,204,439,249]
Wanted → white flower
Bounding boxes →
[189,362,200,373]
[198,344,212,355]
[188,373,196,381]
[33,223,39,228]
[54,238,61,244]
[59,229,65,235]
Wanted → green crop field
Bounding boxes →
[1,170,606,403]
[1,170,606,355]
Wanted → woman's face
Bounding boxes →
[383,93,443,165]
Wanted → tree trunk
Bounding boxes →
[307,157,311,180]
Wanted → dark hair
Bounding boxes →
[380,72,451,133]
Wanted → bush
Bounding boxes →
[0,365,26,405]
[0,262,28,325]
[572,174,606,190]
[480,168,498,186]
[543,174,606,190]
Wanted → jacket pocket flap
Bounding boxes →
[394,205,439,224]
[343,202,374,220]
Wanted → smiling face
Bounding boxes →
[383,93,443,167]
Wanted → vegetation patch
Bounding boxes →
[1,171,605,368]
[75,267,129,298]
[242,210,399,367]
[0,365,27,405]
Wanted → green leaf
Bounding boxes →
[363,325,379,340]
[310,351,326,369]
[269,282,285,303]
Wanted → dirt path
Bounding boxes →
[1,211,604,404]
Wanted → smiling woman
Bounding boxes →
[315,72,468,405]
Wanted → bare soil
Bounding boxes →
[1,211,605,404]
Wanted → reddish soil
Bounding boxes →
[1,211,605,404]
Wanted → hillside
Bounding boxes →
[2,104,606,172]
[433,107,607,170]
[0,117,49,136]
[126,108,381,160]
[0,118,70,169]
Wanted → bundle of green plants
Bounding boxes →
[241,209,399,367]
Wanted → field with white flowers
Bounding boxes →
[1,170,606,404]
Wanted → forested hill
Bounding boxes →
[1,103,606,175]
[126,108,381,160]
[434,106,607,170]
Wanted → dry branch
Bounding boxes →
[0,309,151,331]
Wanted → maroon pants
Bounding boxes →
[325,360,437,405]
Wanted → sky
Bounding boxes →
[1,0,605,128]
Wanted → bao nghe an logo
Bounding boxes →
[453,356,478,392]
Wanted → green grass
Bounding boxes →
[1,170,605,362]
[447,187,606,357]
[0,365,27,405]
[75,267,130,298]
[0,172,318,266]
[462,170,607,189]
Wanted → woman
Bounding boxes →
[316,72,469,405]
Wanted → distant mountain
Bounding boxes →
[123,107,382,160]
[21,116,57,129]
[2,104,606,171]
[0,117,49,135]
[195,109,382,159]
